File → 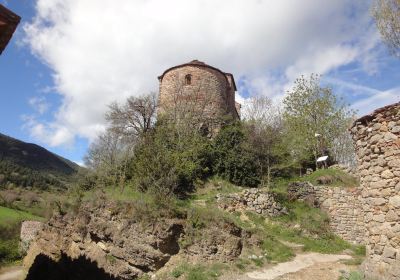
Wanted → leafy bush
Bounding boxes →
[0,222,22,265]
[211,123,260,187]
[129,123,211,196]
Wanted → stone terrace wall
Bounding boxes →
[20,221,44,254]
[216,189,288,217]
[351,102,400,280]
[315,187,365,245]
[288,181,365,244]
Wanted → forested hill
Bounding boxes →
[0,133,80,189]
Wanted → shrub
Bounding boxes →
[0,190,19,207]
[0,223,21,265]
[211,123,260,187]
[20,191,40,207]
[129,123,211,196]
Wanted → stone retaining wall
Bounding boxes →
[20,221,43,254]
[216,188,288,217]
[351,102,400,280]
[314,187,365,245]
[287,181,365,244]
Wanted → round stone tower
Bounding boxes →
[351,102,400,280]
[157,60,240,132]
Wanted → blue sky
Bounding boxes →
[0,0,399,164]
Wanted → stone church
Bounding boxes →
[157,60,241,132]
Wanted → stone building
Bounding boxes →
[351,102,400,280]
[157,60,240,133]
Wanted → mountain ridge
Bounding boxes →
[0,132,80,189]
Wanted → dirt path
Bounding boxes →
[227,253,353,280]
[0,266,23,280]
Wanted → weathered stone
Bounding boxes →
[370,134,382,144]
[20,221,44,254]
[391,126,400,133]
[370,181,387,189]
[373,214,386,223]
[388,197,400,210]
[217,189,288,218]
[382,246,397,259]
[381,170,395,179]
[384,132,398,142]
[351,102,400,280]
[372,198,387,206]
[386,210,399,222]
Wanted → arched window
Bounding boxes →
[185,74,192,85]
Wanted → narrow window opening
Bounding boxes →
[185,74,192,85]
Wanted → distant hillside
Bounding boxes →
[0,133,80,189]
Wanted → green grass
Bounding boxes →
[271,169,359,195]
[170,263,227,280]
[0,206,44,226]
[0,206,44,266]
[241,202,363,256]
[301,169,359,188]
[339,271,363,280]
[190,177,242,204]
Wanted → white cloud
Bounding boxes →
[351,87,400,116]
[23,0,379,146]
[22,115,75,147]
[28,96,50,114]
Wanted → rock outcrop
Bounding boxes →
[23,200,251,279]
[216,188,288,217]
[183,221,244,262]
[24,201,185,279]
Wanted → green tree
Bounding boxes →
[129,121,211,196]
[211,122,260,187]
[283,74,355,170]
[242,96,287,187]
[372,0,400,57]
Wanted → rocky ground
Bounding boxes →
[222,253,356,280]
[0,266,23,280]
[0,256,358,280]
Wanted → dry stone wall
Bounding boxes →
[216,188,288,217]
[315,186,365,245]
[20,221,44,254]
[351,102,400,280]
[287,181,365,244]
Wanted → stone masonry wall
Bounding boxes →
[351,102,400,280]
[287,181,365,244]
[20,221,44,254]
[315,186,365,245]
[158,61,238,135]
[216,188,288,217]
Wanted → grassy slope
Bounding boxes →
[0,206,44,266]
[43,173,363,279]
[273,168,359,195]
[0,206,44,226]
[158,174,364,280]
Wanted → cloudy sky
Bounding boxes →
[0,0,399,164]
